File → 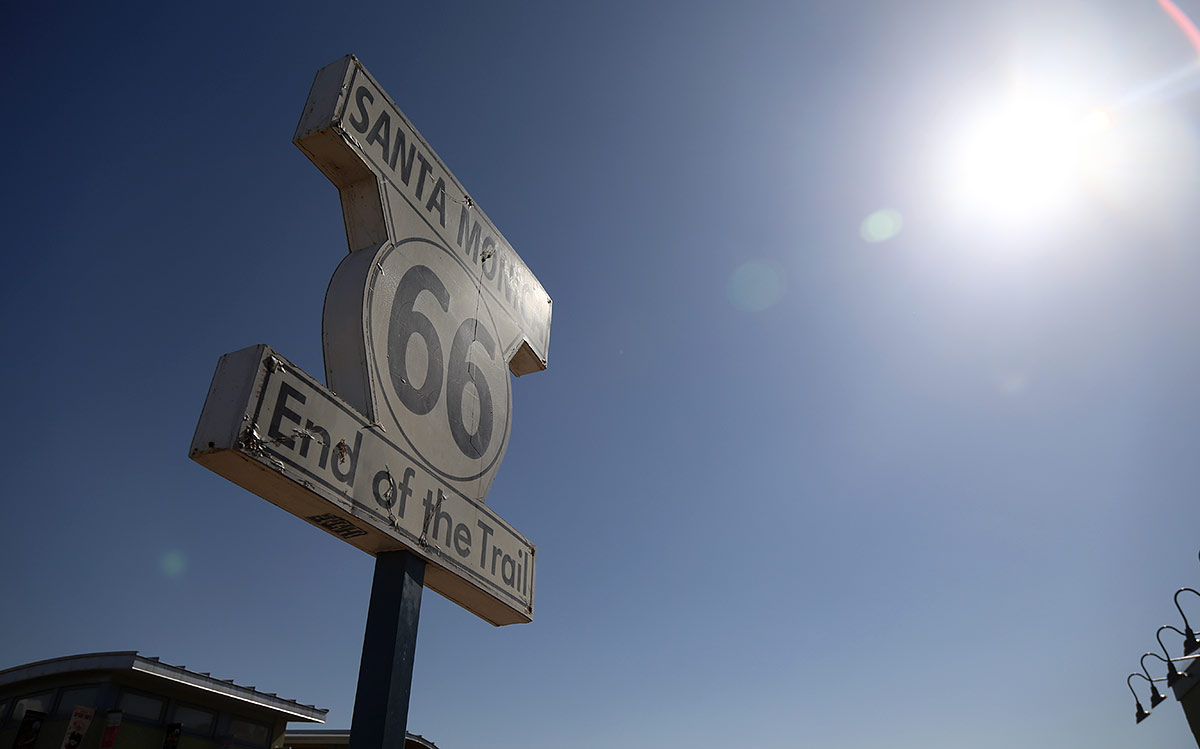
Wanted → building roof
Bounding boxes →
[284,729,437,749]
[0,652,327,724]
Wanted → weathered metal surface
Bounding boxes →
[190,345,535,626]
[295,55,552,503]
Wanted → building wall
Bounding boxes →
[0,674,286,749]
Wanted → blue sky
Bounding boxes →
[5,1,1200,747]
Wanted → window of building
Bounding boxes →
[118,690,164,722]
[13,692,55,721]
[172,704,215,736]
[54,687,100,718]
[229,718,270,748]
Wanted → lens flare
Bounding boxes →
[728,261,785,312]
[1159,0,1200,58]
[160,551,187,578]
[995,370,1031,396]
[860,209,904,243]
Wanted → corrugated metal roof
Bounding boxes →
[0,652,327,723]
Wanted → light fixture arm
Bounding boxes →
[1141,653,1172,681]
[1138,655,1173,708]
[1174,589,1200,655]
[1129,672,1151,700]
[1129,673,1154,723]
[1175,588,1200,631]
[1176,588,1195,624]
[1157,624,1188,659]
[1143,650,1200,665]
[1156,625,1195,686]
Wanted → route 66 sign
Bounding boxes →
[303,55,552,503]
[189,56,550,625]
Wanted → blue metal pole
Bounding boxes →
[349,550,425,749]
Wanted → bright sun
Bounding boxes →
[946,92,1115,224]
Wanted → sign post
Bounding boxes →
[191,55,552,747]
[350,551,424,749]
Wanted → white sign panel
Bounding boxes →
[295,55,552,502]
[191,345,535,625]
[190,56,550,626]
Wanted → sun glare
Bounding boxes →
[945,92,1115,225]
